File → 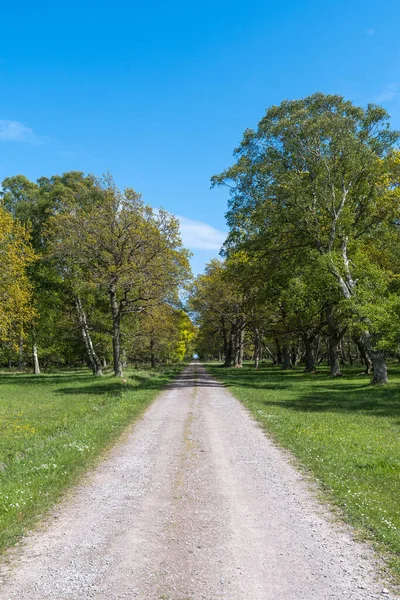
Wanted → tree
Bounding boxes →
[0,206,36,348]
[49,175,191,377]
[213,93,400,383]
[1,172,105,374]
[190,258,256,366]
[129,306,197,365]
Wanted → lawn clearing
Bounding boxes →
[0,365,182,553]
[206,363,400,580]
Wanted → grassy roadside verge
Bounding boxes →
[206,362,400,580]
[0,365,183,553]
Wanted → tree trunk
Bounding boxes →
[221,317,230,366]
[32,332,40,376]
[234,321,245,367]
[282,344,292,370]
[225,337,233,367]
[347,339,353,366]
[314,335,321,364]
[224,324,235,367]
[361,331,388,384]
[150,337,156,368]
[275,337,282,365]
[18,332,24,370]
[339,340,347,365]
[303,334,316,372]
[290,339,301,366]
[355,343,361,365]
[239,324,245,366]
[355,337,373,374]
[263,344,273,360]
[254,328,260,369]
[234,326,240,367]
[122,349,127,368]
[75,296,103,376]
[371,350,388,385]
[326,308,344,377]
[109,286,123,377]
[328,338,342,376]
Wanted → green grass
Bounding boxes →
[206,362,400,579]
[0,365,183,553]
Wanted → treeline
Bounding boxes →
[0,172,196,376]
[191,93,400,384]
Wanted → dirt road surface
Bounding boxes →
[0,363,397,599]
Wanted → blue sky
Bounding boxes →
[1,0,400,274]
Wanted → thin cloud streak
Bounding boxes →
[177,215,226,250]
[0,120,45,144]
[374,83,400,103]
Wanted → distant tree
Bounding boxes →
[129,306,197,366]
[190,259,250,366]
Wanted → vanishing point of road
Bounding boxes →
[0,363,396,599]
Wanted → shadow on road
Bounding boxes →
[166,366,225,390]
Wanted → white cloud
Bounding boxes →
[365,28,375,36]
[374,83,400,103]
[0,120,45,144]
[177,215,226,250]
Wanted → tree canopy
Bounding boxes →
[0,172,194,375]
[190,93,400,383]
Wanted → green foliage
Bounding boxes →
[215,94,399,253]
[190,259,246,362]
[208,93,400,380]
[1,172,99,367]
[47,174,192,375]
[0,206,36,344]
[48,175,191,304]
[126,305,196,364]
[0,171,193,372]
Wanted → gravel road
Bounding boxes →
[0,362,397,599]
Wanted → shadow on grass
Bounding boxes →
[54,368,185,396]
[0,366,183,390]
[0,373,93,385]
[56,383,136,396]
[258,393,400,419]
[56,372,225,396]
[207,364,400,419]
